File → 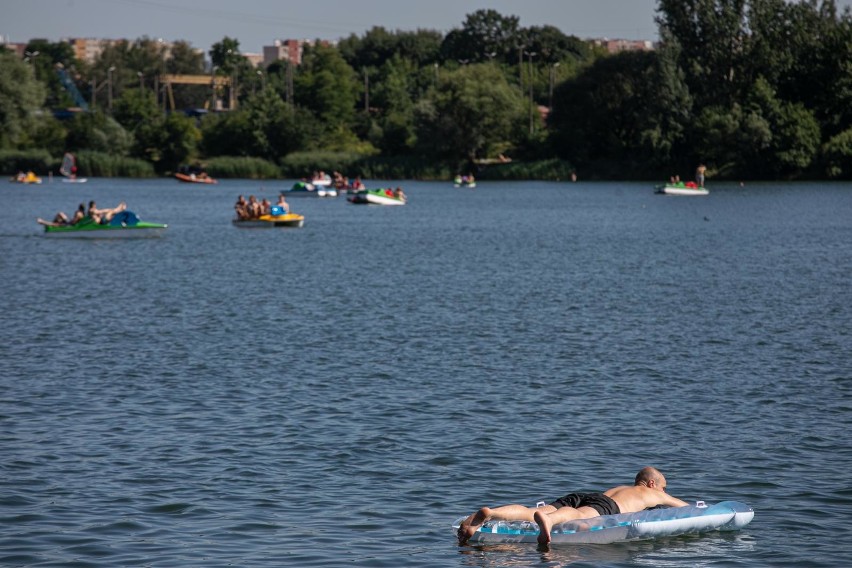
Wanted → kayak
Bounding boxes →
[41,211,167,237]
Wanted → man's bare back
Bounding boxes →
[604,484,689,514]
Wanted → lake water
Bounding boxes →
[1,178,851,567]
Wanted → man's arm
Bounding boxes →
[662,494,690,507]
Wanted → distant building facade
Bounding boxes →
[263,39,304,66]
[0,36,27,57]
[592,38,656,53]
[65,38,126,63]
[262,39,336,67]
[242,52,264,68]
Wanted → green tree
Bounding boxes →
[0,50,46,148]
[24,39,78,108]
[200,91,323,159]
[64,110,133,155]
[656,0,751,107]
[415,63,526,163]
[296,44,359,128]
[112,88,164,162]
[822,127,852,178]
[693,103,771,178]
[370,54,419,154]
[549,50,692,177]
[441,9,521,63]
[209,37,242,75]
[160,112,199,171]
[518,25,592,64]
[746,76,820,176]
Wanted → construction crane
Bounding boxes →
[160,74,234,112]
[55,64,89,110]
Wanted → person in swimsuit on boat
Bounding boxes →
[87,200,126,224]
[696,164,707,188]
[37,211,70,226]
[456,466,689,545]
[69,203,86,224]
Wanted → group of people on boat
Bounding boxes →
[303,170,367,192]
[12,171,42,184]
[454,174,476,185]
[234,194,290,220]
[668,164,707,188]
[37,200,127,227]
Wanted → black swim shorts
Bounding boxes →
[548,492,620,516]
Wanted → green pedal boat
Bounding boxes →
[41,211,167,237]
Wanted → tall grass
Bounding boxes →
[205,156,281,179]
[474,159,576,181]
[76,151,156,177]
[0,150,53,176]
[353,156,453,181]
[279,151,363,178]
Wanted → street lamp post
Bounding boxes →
[107,66,116,111]
[211,65,218,110]
[157,38,166,111]
[524,51,537,134]
[549,62,560,113]
[25,50,40,80]
[137,71,144,91]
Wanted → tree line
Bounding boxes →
[1,1,850,180]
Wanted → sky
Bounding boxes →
[4,0,667,54]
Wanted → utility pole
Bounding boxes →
[108,66,115,111]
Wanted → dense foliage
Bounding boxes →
[1,1,850,179]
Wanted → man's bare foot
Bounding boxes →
[534,509,552,545]
[457,507,490,545]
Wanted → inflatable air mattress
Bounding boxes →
[454,501,753,545]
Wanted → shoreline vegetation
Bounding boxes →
[1,150,585,182]
[3,3,852,182]
[5,149,847,182]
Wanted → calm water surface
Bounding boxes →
[1,178,851,566]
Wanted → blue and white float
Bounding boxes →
[454,501,753,545]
